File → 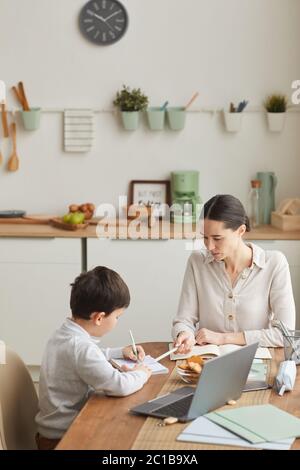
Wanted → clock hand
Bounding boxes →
[91,12,115,32]
[103,10,122,21]
[92,12,107,22]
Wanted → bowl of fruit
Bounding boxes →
[50,203,95,231]
[176,355,205,385]
[68,203,95,221]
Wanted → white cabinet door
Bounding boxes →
[0,238,81,365]
[252,241,300,328]
[88,239,193,347]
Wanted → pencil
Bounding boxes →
[155,347,179,362]
[129,329,138,360]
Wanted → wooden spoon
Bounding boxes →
[18,82,30,111]
[7,123,19,172]
[184,92,199,110]
[12,86,25,109]
[0,137,3,166]
[1,102,9,137]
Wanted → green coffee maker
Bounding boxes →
[171,171,201,223]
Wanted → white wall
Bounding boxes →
[0,0,300,214]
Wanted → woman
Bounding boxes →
[173,194,295,354]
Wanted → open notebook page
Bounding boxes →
[110,355,169,374]
[168,343,271,360]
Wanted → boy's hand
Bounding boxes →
[120,363,152,381]
[132,363,152,380]
[122,345,145,362]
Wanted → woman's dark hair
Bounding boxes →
[203,194,250,232]
[70,266,130,319]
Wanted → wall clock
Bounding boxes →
[79,0,128,45]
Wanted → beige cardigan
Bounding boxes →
[172,243,295,347]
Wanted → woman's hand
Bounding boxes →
[122,344,145,362]
[174,331,196,354]
[195,328,225,346]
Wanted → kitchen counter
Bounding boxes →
[0,220,300,239]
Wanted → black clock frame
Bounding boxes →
[79,0,128,45]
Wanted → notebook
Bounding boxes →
[110,355,169,375]
[169,343,272,360]
[177,416,295,450]
[247,362,268,381]
[206,404,300,444]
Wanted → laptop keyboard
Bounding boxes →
[154,395,194,418]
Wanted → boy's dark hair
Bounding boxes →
[70,266,130,320]
[204,194,250,232]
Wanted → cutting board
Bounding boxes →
[0,215,52,225]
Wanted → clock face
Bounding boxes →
[79,0,128,45]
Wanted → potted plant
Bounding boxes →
[223,100,248,132]
[113,85,149,130]
[264,94,288,132]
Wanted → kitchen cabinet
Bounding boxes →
[0,238,81,365]
[87,239,193,347]
[252,240,300,328]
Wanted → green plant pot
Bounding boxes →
[167,107,186,131]
[121,111,140,131]
[21,108,41,131]
[146,107,165,130]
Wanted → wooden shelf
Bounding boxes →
[0,221,300,240]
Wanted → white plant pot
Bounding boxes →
[224,112,243,133]
[267,112,286,132]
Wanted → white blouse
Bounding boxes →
[172,243,296,347]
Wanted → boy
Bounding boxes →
[35,266,151,450]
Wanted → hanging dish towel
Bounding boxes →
[64,109,94,152]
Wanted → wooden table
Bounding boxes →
[56,342,300,450]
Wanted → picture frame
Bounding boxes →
[129,180,171,218]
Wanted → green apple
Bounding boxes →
[63,213,73,223]
[69,212,85,225]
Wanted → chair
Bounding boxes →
[0,348,38,450]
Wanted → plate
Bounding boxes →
[176,364,201,385]
[49,217,90,231]
[0,210,26,218]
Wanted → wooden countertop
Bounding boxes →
[0,220,300,240]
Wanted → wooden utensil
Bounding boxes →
[1,102,9,137]
[185,92,199,110]
[12,86,25,109]
[7,123,19,172]
[0,217,50,225]
[18,82,30,111]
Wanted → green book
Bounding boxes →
[206,405,300,444]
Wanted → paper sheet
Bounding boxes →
[111,355,169,374]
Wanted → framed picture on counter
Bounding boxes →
[129,180,171,217]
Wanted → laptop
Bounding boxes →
[130,342,259,422]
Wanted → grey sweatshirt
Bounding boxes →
[36,318,147,439]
